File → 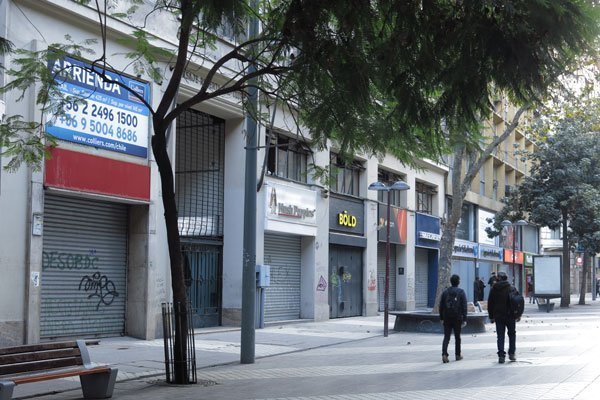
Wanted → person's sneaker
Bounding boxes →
[456,355,463,361]
[509,354,516,361]
[442,355,449,363]
[498,356,505,364]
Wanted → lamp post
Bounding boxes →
[501,219,528,289]
[368,180,410,337]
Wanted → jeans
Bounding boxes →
[495,317,516,356]
[442,319,462,356]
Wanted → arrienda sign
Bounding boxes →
[46,56,151,158]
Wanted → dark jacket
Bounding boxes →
[439,286,468,322]
[487,280,512,320]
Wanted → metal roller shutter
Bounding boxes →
[377,243,397,311]
[415,248,429,308]
[41,194,128,338]
[264,234,301,322]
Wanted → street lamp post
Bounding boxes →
[501,219,528,289]
[368,180,410,337]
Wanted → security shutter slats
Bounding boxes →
[377,243,397,311]
[415,248,429,308]
[41,194,127,338]
[264,234,301,322]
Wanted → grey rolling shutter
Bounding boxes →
[41,194,127,338]
[377,243,397,311]
[415,248,429,308]
[264,234,301,322]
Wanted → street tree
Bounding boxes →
[489,101,600,307]
[1,0,599,382]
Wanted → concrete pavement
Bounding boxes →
[12,295,600,399]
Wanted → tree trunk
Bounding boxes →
[578,252,588,305]
[151,123,189,384]
[561,212,570,308]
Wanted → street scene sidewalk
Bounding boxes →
[14,294,600,400]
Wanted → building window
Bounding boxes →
[330,154,363,196]
[416,182,436,214]
[267,132,310,183]
[377,170,405,207]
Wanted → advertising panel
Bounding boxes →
[533,255,562,297]
[46,56,150,157]
[478,208,496,246]
[377,205,407,245]
[415,212,441,249]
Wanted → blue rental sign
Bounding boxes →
[46,56,150,158]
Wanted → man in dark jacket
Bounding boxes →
[439,274,468,363]
[488,271,519,363]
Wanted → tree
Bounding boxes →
[489,101,600,307]
[1,0,598,382]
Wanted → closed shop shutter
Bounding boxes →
[415,248,429,308]
[377,243,397,311]
[264,234,301,322]
[41,194,128,338]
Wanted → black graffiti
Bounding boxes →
[78,272,119,310]
[43,251,99,270]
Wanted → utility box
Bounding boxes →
[256,264,271,288]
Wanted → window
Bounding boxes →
[330,154,363,196]
[416,182,436,214]
[377,170,406,207]
[267,132,310,183]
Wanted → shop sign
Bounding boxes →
[266,181,317,226]
[452,239,478,258]
[524,253,534,266]
[329,196,364,234]
[377,206,407,245]
[46,56,150,158]
[478,244,503,261]
[415,212,441,249]
[504,249,524,265]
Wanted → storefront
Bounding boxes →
[478,244,504,299]
[503,249,524,292]
[376,206,407,311]
[329,195,366,318]
[264,179,317,322]
[451,239,478,302]
[415,213,441,308]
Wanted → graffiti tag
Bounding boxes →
[43,251,99,270]
[78,272,119,310]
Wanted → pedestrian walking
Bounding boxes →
[477,278,486,302]
[488,271,523,364]
[596,278,600,297]
[439,274,468,364]
[473,277,481,304]
[488,272,498,287]
[527,279,536,304]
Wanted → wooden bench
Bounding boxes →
[0,340,117,400]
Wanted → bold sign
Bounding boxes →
[338,210,357,227]
[46,56,150,157]
[377,206,407,245]
[329,196,364,235]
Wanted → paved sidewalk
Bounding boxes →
[12,294,599,399]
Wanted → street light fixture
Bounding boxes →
[501,219,528,289]
[368,180,410,337]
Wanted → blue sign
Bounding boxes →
[46,56,150,158]
[415,213,441,249]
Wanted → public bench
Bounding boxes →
[391,308,489,334]
[0,340,117,400]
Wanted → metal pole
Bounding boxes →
[241,0,259,364]
[512,226,516,286]
[384,190,391,337]
[593,255,597,301]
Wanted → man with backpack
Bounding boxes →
[439,274,468,363]
[488,271,524,364]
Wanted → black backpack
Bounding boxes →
[444,288,461,320]
[508,287,525,319]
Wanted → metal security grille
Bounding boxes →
[377,243,397,312]
[415,248,429,308]
[183,243,222,328]
[175,109,225,238]
[41,194,127,338]
[264,234,301,322]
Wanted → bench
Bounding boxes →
[0,340,117,400]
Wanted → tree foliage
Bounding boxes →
[1,0,599,380]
